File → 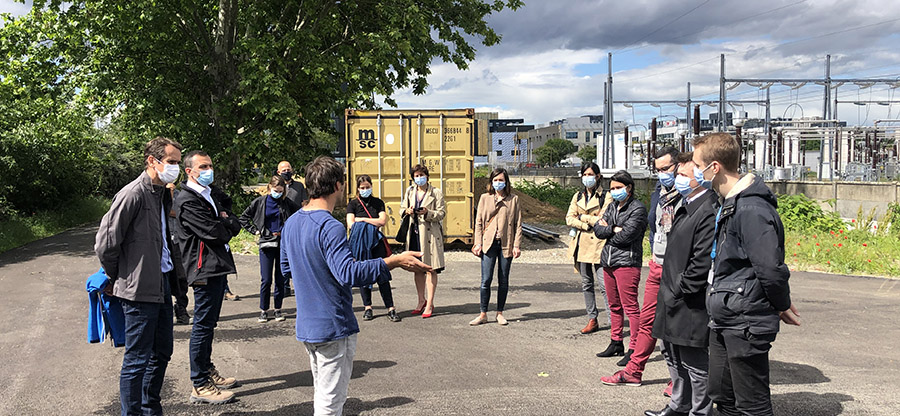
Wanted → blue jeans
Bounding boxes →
[120,275,173,416]
[480,240,512,313]
[190,274,226,387]
[259,247,286,311]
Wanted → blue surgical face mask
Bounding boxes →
[674,174,694,196]
[611,188,628,201]
[270,190,283,199]
[694,163,714,190]
[658,171,676,188]
[196,169,214,187]
[582,175,597,189]
[359,188,373,198]
[414,176,428,187]
[492,181,506,191]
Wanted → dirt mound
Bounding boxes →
[474,177,565,222]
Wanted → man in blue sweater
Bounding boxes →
[281,156,431,415]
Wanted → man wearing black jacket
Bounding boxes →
[174,150,242,405]
[646,154,717,416]
[692,133,800,416]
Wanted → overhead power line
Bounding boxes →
[617,56,719,84]
[619,18,900,92]
[613,0,711,54]
[617,0,808,55]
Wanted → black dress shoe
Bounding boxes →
[644,406,688,416]
[388,310,402,322]
[616,349,633,366]
[363,309,374,321]
[596,340,625,357]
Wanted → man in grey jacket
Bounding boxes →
[95,136,182,416]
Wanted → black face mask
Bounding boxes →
[281,171,293,181]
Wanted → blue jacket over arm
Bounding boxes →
[86,268,125,347]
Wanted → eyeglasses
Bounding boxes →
[651,163,677,174]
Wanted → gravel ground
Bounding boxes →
[443,223,575,265]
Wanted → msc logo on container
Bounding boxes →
[358,129,376,149]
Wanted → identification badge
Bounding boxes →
[660,206,674,233]
[707,261,715,284]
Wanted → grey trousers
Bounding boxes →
[304,334,357,416]
[662,340,713,416]
[577,262,610,326]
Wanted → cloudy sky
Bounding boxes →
[391,0,900,127]
[4,0,900,127]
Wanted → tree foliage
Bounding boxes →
[0,10,102,216]
[576,145,596,164]
[535,138,577,166]
[0,0,521,214]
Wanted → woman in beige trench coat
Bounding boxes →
[566,162,614,334]
[400,164,445,318]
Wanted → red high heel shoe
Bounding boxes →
[412,301,426,315]
[422,305,435,319]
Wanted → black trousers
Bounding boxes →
[360,280,394,308]
[708,328,777,416]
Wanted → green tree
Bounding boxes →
[0,11,103,216]
[3,0,522,193]
[576,145,596,164]
[535,138,577,166]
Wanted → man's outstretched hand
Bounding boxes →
[385,251,432,273]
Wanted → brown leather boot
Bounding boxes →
[190,380,235,404]
[580,318,599,334]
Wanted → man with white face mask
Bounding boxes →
[174,150,243,404]
[95,136,182,416]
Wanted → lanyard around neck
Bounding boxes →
[711,206,724,260]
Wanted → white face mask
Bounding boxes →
[155,158,180,184]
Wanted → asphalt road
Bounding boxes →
[0,225,898,415]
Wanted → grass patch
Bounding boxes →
[229,208,348,257]
[0,196,111,253]
[230,229,260,256]
[785,228,900,277]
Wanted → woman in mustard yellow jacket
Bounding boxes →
[566,162,614,334]
[469,168,522,326]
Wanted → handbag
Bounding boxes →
[394,214,410,244]
[356,196,393,256]
[395,186,417,244]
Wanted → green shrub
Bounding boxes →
[776,194,844,232]
[881,202,900,236]
[516,179,581,212]
[92,129,146,199]
[0,121,101,215]
[474,166,491,178]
